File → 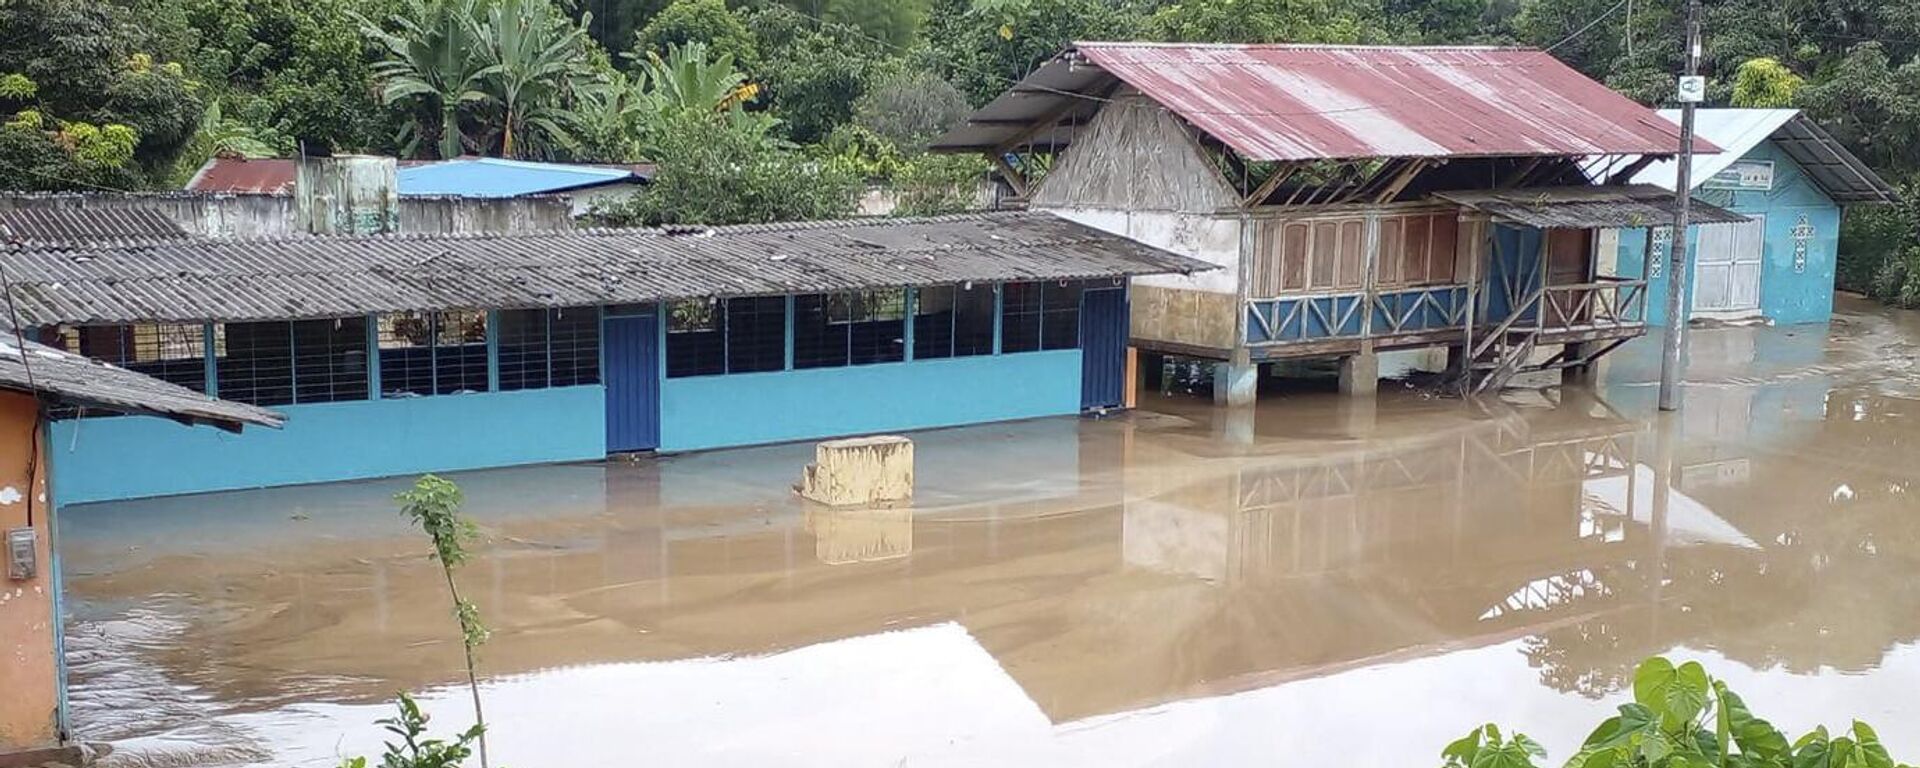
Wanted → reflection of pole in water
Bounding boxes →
[1648,413,1677,646]
[805,507,914,565]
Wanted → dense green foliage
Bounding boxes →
[1444,656,1914,768]
[2,0,1917,244]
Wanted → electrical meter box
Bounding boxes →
[6,527,35,580]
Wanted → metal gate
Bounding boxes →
[1080,287,1127,410]
[1693,216,1764,315]
[603,308,660,452]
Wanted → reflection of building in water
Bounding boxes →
[807,507,915,565]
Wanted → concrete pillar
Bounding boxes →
[1444,345,1469,376]
[0,393,61,763]
[1212,350,1258,407]
[1561,342,1598,386]
[1338,349,1379,396]
[1338,395,1378,436]
[796,435,913,506]
[1221,403,1257,445]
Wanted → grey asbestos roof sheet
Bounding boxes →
[1430,185,1750,229]
[0,206,189,244]
[0,336,282,430]
[0,212,1213,326]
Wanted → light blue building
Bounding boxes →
[19,213,1207,504]
[1603,109,1895,325]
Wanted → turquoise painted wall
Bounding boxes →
[1618,140,1844,326]
[51,386,607,504]
[660,351,1084,452]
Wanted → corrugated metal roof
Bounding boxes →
[0,207,188,244]
[185,158,299,194]
[1431,185,1750,228]
[0,336,281,430]
[189,157,658,198]
[1614,109,1897,204]
[933,43,1716,162]
[0,212,1212,326]
[399,158,651,197]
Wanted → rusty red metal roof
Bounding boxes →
[185,157,298,194]
[934,43,1717,162]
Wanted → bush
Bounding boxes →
[1443,656,1914,768]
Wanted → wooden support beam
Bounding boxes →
[993,76,1116,154]
[991,154,1031,199]
[1372,159,1432,204]
[1606,154,1660,185]
[1242,162,1299,208]
[1497,157,1542,189]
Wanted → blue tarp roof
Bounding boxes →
[397,158,649,198]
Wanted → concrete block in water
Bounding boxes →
[796,435,913,506]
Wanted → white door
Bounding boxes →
[1692,216,1764,315]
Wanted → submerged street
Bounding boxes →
[59,297,1920,767]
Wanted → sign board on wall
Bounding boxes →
[1702,160,1774,192]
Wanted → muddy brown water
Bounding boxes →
[59,297,1920,766]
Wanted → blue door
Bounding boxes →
[1080,288,1127,410]
[604,309,660,452]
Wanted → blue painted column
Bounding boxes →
[365,314,382,398]
[486,311,501,392]
[783,296,795,370]
[902,288,916,362]
[202,322,219,396]
[992,284,1004,355]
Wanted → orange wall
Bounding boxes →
[0,390,57,752]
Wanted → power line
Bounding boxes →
[1545,0,1633,53]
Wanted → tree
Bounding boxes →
[174,0,398,154]
[362,0,492,158]
[0,0,201,187]
[744,6,898,145]
[633,0,758,69]
[591,108,859,226]
[855,69,972,151]
[475,0,598,158]
[924,0,1144,105]
[1140,0,1397,45]
[1731,57,1804,107]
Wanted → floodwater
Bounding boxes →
[59,296,1920,767]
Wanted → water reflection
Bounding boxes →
[58,299,1920,765]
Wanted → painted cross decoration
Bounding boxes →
[1791,215,1815,274]
[1650,227,1672,279]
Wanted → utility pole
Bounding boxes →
[1658,0,1703,412]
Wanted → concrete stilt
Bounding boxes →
[1221,403,1257,445]
[1444,345,1469,376]
[1213,351,1258,407]
[1338,349,1379,396]
[1561,342,1598,386]
[1338,395,1377,436]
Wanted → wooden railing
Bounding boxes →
[1541,277,1647,332]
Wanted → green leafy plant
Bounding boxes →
[1440,656,1915,768]
[338,693,485,768]
[395,475,492,768]
[1445,724,1549,768]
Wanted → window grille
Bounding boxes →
[548,307,600,386]
[499,307,603,389]
[797,290,904,368]
[848,289,904,365]
[725,297,786,374]
[378,311,435,397]
[1041,281,1085,351]
[216,322,295,406]
[794,294,847,369]
[434,311,489,395]
[1000,282,1043,353]
[291,317,369,403]
[57,323,209,392]
[666,298,724,377]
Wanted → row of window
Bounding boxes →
[663,282,1090,379]
[50,308,600,407]
[51,283,1101,404]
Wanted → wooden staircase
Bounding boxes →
[1465,328,1538,394]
